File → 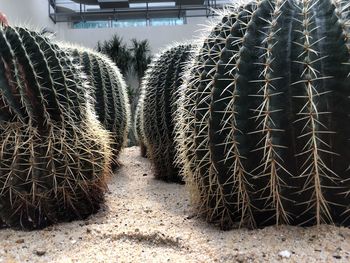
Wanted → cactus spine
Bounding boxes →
[0,26,112,229]
[138,43,194,182]
[62,45,130,166]
[176,0,350,228]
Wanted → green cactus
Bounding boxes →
[135,93,147,158]
[138,43,195,182]
[175,10,242,227]
[176,0,350,228]
[0,26,112,229]
[61,45,130,166]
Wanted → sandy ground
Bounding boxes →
[0,146,349,263]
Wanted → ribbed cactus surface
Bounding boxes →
[62,46,130,166]
[135,96,147,158]
[0,26,112,229]
[138,43,194,182]
[176,0,350,228]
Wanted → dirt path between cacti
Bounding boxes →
[0,146,349,263]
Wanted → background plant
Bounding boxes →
[97,35,152,147]
[96,35,131,76]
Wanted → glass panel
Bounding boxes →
[112,19,147,28]
[73,21,111,29]
[72,17,185,29]
[149,18,184,26]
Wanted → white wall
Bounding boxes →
[0,0,67,39]
[0,0,51,26]
[0,0,212,54]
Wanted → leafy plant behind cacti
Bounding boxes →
[0,26,112,229]
[96,35,131,76]
[130,39,153,82]
[96,35,152,147]
[176,0,350,229]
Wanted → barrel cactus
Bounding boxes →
[176,0,350,228]
[135,92,147,158]
[0,26,112,229]
[138,43,195,182]
[61,45,130,166]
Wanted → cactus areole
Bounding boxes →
[177,0,350,228]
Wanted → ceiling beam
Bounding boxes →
[98,0,129,8]
[71,0,98,5]
[176,0,205,5]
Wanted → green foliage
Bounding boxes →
[96,35,152,147]
[138,43,194,182]
[130,39,153,81]
[0,26,112,229]
[96,35,152,81]
[176,0,350,229]
[96,35,131,76]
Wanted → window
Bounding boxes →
[73,21,110,29]
[72,17,185,29]
[149,18,184,26]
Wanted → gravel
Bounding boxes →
[0,146,349,263]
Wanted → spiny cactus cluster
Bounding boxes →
[0,26,112,229]
[61,45,130,166]
[175,0,350,228]
[134,98,147,158]
[136,43,195,182]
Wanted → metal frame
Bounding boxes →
[48,0,220,24]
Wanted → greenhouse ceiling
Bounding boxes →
[48,0,233,23]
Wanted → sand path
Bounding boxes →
[0,146,349,262]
